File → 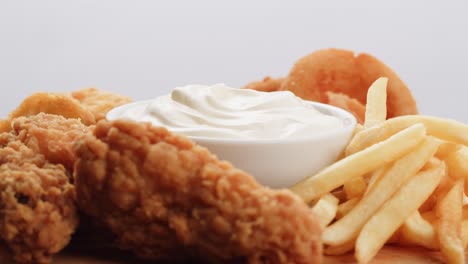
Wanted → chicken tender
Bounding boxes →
[6,93,95,126]
[0,134,78,264]
[74,120,322,263]
[0,119,9,133]
[71,88,132,121]
[12,113,92,170]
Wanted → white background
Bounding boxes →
[0,1,467,121]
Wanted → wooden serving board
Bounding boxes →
[1,245,459,264]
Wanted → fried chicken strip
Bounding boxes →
[0,133,78,264]
[6,93,95,127]
[0,119,10,134]
[11,113,92,170]
[74,120,322,263]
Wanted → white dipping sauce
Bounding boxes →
[114,84,343,139]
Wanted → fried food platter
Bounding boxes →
[1,49,468,264]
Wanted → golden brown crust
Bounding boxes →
[71,88,132,121]
[282,49,362,103]
[0,135,78,264]
[7,93,95,126]
[11,113,92,170]
[281,48,418,119]
[75,120,322,263]
[0,120,10,133]
[243,77,285,92]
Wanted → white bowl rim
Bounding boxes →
[107,100,357,145]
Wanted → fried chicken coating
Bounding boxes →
[0,134,78,264]
[71,88,132,121]
[74,120,322,263]
[5,93,95,127]
[243,77,285,92]
[11,113,92,170]
[0,119,10,133]
[282,49,361,104]
[281,48,418,118]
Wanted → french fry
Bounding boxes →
[435,140,461,160]
[420,162,455,212]
[399,210,438,249]
[436,179,464,264]
[462,220,468,249]
[311,193,339,228]
[324,239,355,256]
[363,77,388,129]
[336,197,360,220]
[345,119,411,156]
[323,137,439,246]
[354,123,364,135]
[355,163,444,263]
[345,115,468,156]
[364,166,387,196]
[290,124,426,202]
[393,116,468,146]
[445,147,468,190]
[344,177,367,199]
[422,157,442,171]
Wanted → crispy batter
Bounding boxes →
[326,92,366,124]
[11,113,92,170]
[0,119,10,133]
[72,88,132,121]
[243,77,285,92]
[6,93,95,126]
[74,120,322,263]
[282,49,362,103]
[281,48,418,118]
[0,134,78,264]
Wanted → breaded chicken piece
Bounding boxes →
[11,113,92,170]
[243,77,285,92]
[74,120,322,263]
[5,93,96,127]
[71,88,132,121]
[0,119,10,133]
[0,133,78,264]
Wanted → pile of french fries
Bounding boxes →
[291,78,468,264]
